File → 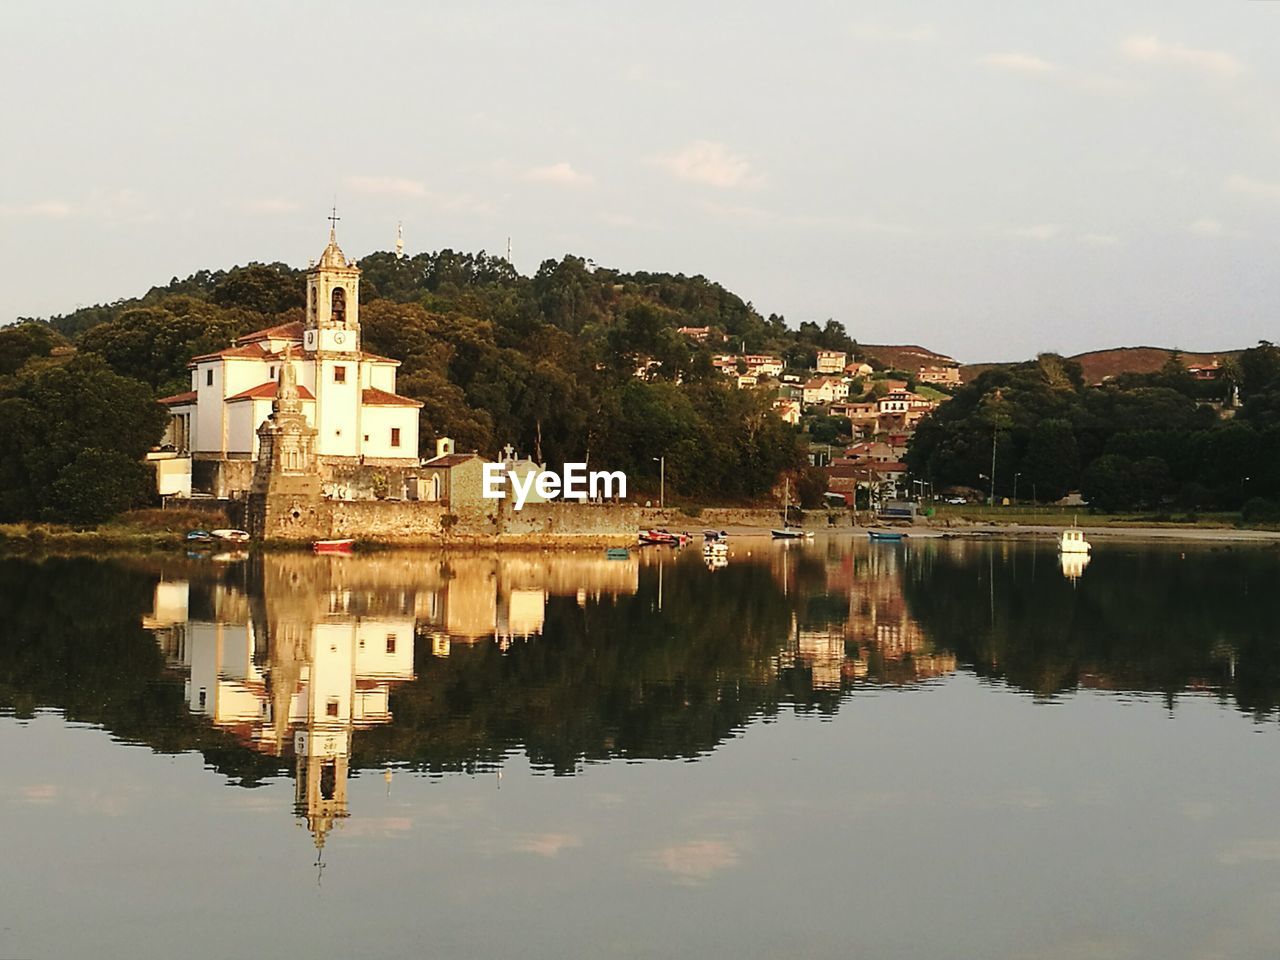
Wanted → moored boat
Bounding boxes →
[185,529,214,544]
[868,530,907,542]
[211,528,250,543]
[771,527,813,540]
[605,547,630,560]
[313,538,355,555]
[1058,527,1091,554]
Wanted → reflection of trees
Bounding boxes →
[361,553,801,773]
[0,557,282,785]
[902,542,1280,715]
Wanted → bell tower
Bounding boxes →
[303,210,361,355]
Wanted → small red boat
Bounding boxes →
[312,538,355,555]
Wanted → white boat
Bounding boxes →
[211,528,250,543]
[1058,527,1091,554]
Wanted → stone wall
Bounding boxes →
[250,496,637,545]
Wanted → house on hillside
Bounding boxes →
[802,376,850,406]
[816,350,847,373]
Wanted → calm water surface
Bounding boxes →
[3,538,1280,959]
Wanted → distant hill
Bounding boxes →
[860,343,957,373]
[960,346,1240,384]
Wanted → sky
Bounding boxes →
[1,0,1277,363]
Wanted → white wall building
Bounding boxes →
[156,226,422,496]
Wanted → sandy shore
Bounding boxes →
[702,523,1280,544]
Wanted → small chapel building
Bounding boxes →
[155,225,422,498]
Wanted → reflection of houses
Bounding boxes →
[774,544,954,689]
[422,552,640,654]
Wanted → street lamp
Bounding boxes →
[653,456,665,509]
[1013,471,1021,506]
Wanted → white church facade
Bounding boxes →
[155,226,422,497]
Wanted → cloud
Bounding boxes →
[979,53,1056,75]
[345,175,428,197]
[1225,174,1280,202]
[656,140,760,188]
[1007,223,1061,240]
[0,200,74,219]
[848,21,938,45]
[521,162,594,186]
[650,839,740,884]
[1079,233,1120,246]
[244,197,299,215]
[514,833,583,857]
[1121,36,1243,79]
[1219,839,1280,866]
[1188,217,1225,237]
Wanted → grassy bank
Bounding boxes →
[928,503,1252,529]
[0,508,229,553]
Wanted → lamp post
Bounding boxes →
[653,456,665,509]
[1013,471,1021,506]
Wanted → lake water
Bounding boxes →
[3,538,1280,959]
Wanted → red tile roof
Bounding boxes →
[235,320,305,345]
[188,342,279,364]
[362,387,423,407]
[157,390,197,406]
[226,381,316,402]
[359,351,400,364]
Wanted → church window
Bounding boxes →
[334,365,347,383]
[198,688,207,709]
[269,366,276,379]
[386,634,397,654]
[391,427,401,448]
[326,698,339,717]
[206,369,213,387]
[331,287,346,325]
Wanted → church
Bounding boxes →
[154,224,423,498]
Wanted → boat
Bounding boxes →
[868,530,907,542]
[638,528,689,547]
[772,479,812,539]
[312,538,355,555]
[211,528,250,543]
[702,529,728,544]
[185,529,214,544]
[605,547,630,560]
[1058,527,1091,554]
[771,527,813,540]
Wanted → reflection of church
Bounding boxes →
[145,556,416,850]
[143,551,639,850]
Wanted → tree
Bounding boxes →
[46,448,153,525]
[1023,418,1079,502]
[0,355,166,522]
[1082,454,1134,511]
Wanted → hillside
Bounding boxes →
[961,346,1239,384]
[860,343,957,373]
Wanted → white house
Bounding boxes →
[816,350,847,374]
[802,376,850,406]
[155,226,422,496]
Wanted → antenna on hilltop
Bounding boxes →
[396,221,405,260]
[506,236,512,264]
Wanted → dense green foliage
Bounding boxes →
[907,350,1280,511]
[6,251,884,517]
[0,354,166,523]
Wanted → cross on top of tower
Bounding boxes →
[327,206,340,230]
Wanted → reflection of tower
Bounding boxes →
[295,722,351,851]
